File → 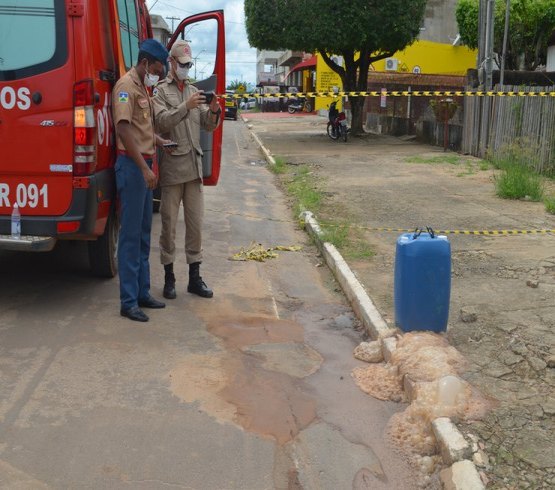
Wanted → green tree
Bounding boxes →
[456,0,555,71]
[227,79,246,91]
[245,0,427,134]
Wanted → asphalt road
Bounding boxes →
[0,120,415,489]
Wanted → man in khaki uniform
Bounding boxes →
[112,39,169,322]
[153,40,222,299]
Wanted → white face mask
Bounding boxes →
[144,72,159,87]
[176,66,189,81]
[143,63,159,87]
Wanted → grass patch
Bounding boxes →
[544,196,555,214]
[406,155,462,165]
[320,222,375,260]
[286,165,323,216]
[320,222,350,248]
[269,162,375,259]
[494,163,544,201]
[343,238,376,260]
[268,155,287,174]
[492,155,544,202]
[489,143,546,201]
[457,162,478,177]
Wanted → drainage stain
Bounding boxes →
[207,316,304,349]
[170,316,319,444]
[220,353,317,445]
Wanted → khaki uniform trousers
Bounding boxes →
[159,178,204,266]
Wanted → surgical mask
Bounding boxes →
[176,66,189,81]
[144,64,159,87]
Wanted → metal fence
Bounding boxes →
[462,85,555,174]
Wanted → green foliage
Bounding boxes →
[493,159,544,201]
[406,155,462,165]
[456,0,480,49]
[269,156,287,174]
[544,196,555,214]
[320,223,350,248]
[286,166,323,216]
[244,0,427,134]
[456,0,555,70]
[227,79,246,91]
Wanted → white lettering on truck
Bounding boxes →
[0,87,31,111]
[0,184,9,207]
[0,183,48,208]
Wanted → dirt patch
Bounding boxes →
[252,115,555,488]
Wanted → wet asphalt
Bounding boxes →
[0,119,415,489]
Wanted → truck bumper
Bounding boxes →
[0,234,56,252]
[0,168,114,249]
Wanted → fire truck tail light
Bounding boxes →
[73,80,96,176]
[57,221,80,234]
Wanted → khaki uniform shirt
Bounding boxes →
[112,67,156,156]
[153,75,219,186]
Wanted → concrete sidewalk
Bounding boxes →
[246,112,555,489]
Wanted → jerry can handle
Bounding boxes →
[412,227,436,239]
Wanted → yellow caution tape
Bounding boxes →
[221,90,555,99]
[207,208,555,237]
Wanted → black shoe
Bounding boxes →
[188,261,213,298]
[163,264,177,300]
[187,279,214,298]
[138,296,166,309]
[120,306,149,322]
[163,282,176,299]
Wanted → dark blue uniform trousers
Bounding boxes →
[115,155,153,310]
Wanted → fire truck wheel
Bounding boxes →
[88,207,119,278]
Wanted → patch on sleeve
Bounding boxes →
[118,92,129,103]
[153,87,159,96]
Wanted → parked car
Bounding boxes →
[240,97,257,110]
[225,90,238,120]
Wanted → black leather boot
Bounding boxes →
[187,262,213,298]
[163,263,177,299]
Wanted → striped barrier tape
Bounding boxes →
[221,90,555,99]
[202,208,555,236]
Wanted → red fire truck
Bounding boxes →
[0,0,225,277]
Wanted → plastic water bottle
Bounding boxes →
[11,204,21,239]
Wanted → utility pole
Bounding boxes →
[478,0,487,73]
[478,0,496,157]
[500,0,511,85]
[484,0,495,91]
[166,16,180,34]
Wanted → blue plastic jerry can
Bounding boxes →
[394,230,451,333]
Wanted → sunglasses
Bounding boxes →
[176,61,193,69]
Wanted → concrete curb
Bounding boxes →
[302,211,395,340]
[247,125,485,489]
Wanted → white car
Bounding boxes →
[240,97,257,110]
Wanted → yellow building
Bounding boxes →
[315,55,343,112]
[372,40,476,75]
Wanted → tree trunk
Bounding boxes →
[349,96,367,135]
[317,50,383,136]
[347,52,371,135]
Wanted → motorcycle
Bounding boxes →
[326,101,348,142]
[287,96,312,114]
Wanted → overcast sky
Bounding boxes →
[147,0,257,87]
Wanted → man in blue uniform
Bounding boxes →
[112,39,168,322]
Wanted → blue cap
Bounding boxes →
[139,39,169,64]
